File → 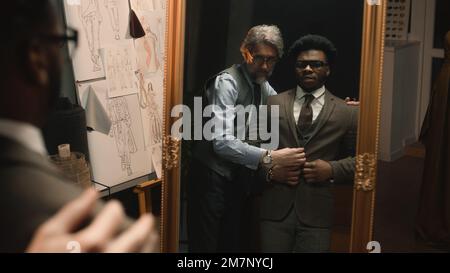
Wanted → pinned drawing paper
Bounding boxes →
[63,0,131,81]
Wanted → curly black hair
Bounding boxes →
[288,34,337,65]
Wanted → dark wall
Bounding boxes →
[184,0,231,101]
[53,0,77,104]
[254,0,363,99]
[434,0,450,49]
[184,0,364,100]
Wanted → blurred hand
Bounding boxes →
[271,148,306,168]
[26,188,158,253]
[271,165,301,186]
[303,160,333,183]
[345,97,360,106]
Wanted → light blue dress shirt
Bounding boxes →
[205,66,277,170]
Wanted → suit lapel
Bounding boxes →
[304,89,336,146]
[283,89,300,147]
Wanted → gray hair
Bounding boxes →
[240,25,284,58]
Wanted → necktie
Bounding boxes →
[250,83,261,142]
[297,94,315,132]
[253,83,261,109]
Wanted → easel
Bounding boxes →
[133,179,162,214]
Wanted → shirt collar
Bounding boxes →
[296,85,326,102]
[0,119,48,156]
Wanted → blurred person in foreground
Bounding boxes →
[0,0,158,253]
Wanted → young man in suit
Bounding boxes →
[188,25,306,252]
[0,1,157,253]
[260,35,358,253]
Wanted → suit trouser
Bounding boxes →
[260,206,331,253]
[187,160,246,252]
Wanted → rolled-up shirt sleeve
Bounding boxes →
[206,73,266,170]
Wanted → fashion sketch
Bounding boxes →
[106,50,116,92]
[105,45,137,97]
[104,0,120,40]
[123,48,135,90]
[78,0,103,72]
[138,73,162,146]
[138,16,160,74]
[107,96,138,176]
[157,17,166,62]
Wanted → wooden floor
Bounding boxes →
[179,144,450,253]
[374,154,448,252]
[330,185,353,252]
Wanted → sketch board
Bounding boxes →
[65,0,167,185]
[77,80,154,187]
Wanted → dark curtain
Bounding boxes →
[416,31,450,246]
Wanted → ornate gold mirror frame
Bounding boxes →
[160,0,386,253]
[350,0,386,253]
[161,0,186,253]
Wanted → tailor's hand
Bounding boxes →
[271,165,302,186]
[271,148,306,168]
[345,97,360,106]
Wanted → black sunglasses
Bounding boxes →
[295,60,328,70]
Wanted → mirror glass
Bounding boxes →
[179,0,365,253]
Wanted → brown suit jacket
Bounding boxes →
[0,136,131,252]
[260,89,358,228]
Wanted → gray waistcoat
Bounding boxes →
[192,64,269,180]
[296,106,326,147]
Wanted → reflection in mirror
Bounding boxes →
[374,0,450,252]
[179,0,364,253]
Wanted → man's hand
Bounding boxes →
[345,97,360,106]
[271,148,306,168]
[26,188,159,253]
[303,160,333,183]
[271,165,301,186]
